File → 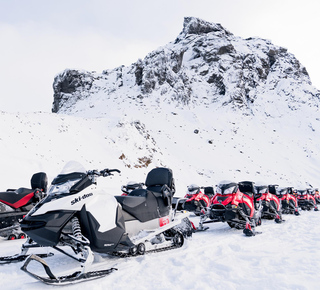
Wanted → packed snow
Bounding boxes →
[0,210,319,289]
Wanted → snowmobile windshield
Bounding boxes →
[278,188,288,194]
[216,182,237,194]
[256,186,268,194]
[297,190,307,195]
[187,184,200,195]
[48,161,87,196]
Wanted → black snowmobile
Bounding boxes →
[2,161,193,285]
[0,172,47,240]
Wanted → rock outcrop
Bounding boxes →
[52,17,319,114]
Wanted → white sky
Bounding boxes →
[0,0,319,113]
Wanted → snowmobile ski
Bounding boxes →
[0,252,53,264]
[21,254,117,285]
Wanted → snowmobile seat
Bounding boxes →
[128,188,147,197]
[31,172,48,193]
[115,192,162,223]
[268,185,278,195]
[239,181,255,197]
[145,167,175,207]
[145,167,175,194]
[204,186,215,198]
[0,188,35,209]
[117,167,174,221]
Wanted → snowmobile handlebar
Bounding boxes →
[87,169,121,177]
[87,168,121,177]
[100,169,121,176]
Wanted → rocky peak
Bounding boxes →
[52,17,319,115]
[178,17,232,39]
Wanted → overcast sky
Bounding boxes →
[1,0,319,113]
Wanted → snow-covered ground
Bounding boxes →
[0,210,319,289]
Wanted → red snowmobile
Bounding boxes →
[182,185,214,215]
[197,181,262,236]
[314,189,320,204]
[172,185,214,214]
[278,187,300,215]
[296,189,319,211]
[255,184,283,223]
[0,172,47,240]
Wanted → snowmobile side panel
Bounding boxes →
[20,210,75,246]
[80,205,127,253]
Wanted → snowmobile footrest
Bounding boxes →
[21,254,117,285]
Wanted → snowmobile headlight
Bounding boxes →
[48,179,81,196]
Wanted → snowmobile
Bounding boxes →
[196,181,262,236]
[255,184,284,223]
[314,189,320,204]
[181,185,213,215]
[278,187,300,215]
[0,172,47,240]
[296,189,319,211]
[5,161,193,285]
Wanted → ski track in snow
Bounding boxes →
[0,211,319,290]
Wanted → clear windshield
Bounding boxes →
[48,161,87,196]
[216,182,237,195]
[59,161,86,175]
[256,187,268,194]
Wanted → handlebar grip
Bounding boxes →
[100,168,121,176]
[109,169,121,173]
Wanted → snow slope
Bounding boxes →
[0,109,320,289]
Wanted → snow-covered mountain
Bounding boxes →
[50,17,319,189]
[1,17,320,192]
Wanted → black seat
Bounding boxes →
[119,167,174,222]
[31,172,48,193]
[204,186,214,198]
[268,185,278,195]
[115,193,159,223]
[145,167,175,192]
[239,181,255,197]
